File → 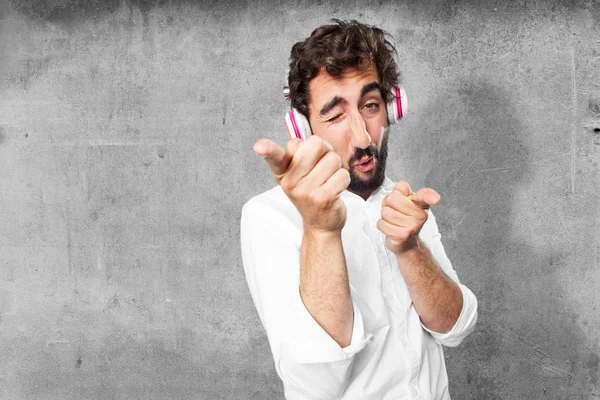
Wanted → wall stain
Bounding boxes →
[586,352,599,387]
[9,0,121,22]
[589,95,600,115]
[7,0,597,27]
[7,56,51,90]
[9,0,251,24]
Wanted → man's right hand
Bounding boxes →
[253,136,351,233]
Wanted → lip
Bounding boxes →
[354,157,375,172]
[355,156,371,165]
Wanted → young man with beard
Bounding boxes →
[241,20,478,400]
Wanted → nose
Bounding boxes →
[348,112,371,149]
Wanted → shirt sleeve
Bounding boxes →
[241,196,372,400]
[417,210,478,347]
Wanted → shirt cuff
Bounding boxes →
[420,283,478,347]
[281,288,373,364]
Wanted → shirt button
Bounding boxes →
[411,388,418,398]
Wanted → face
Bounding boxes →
[307,66,390,198]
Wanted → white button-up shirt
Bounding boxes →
[241,177,478,400]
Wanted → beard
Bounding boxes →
[347,129,389,195]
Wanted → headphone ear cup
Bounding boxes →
[386,86,408,125]
[285,109,312,140]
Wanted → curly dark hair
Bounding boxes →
[288,19,399,118]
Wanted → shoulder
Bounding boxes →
[241,185,302,229]
[241,185,304,250]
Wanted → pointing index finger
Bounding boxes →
[408,188,441,209]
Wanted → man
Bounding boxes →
[241,20,477,399]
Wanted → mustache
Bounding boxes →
[349,145,376,165]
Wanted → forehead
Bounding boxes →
[308,66,381,108]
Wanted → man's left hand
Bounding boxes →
[376,181,441,255]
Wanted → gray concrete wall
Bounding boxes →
[0,0,598,398]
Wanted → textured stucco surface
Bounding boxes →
[0,0,599,399]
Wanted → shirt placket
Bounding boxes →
[365,199,423,400]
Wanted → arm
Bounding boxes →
[377,181,477,340]
[255,135,355,347]
[395,243,462,333]
[241,199,370,400]
[300,228,353,347]
[245,136,371,398]
[416,210,478,345]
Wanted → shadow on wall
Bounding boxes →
[418,80,598,398]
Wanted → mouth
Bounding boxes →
[354,156,375,173]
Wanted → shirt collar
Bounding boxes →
[377,176,395,196]
[341,175,395,205]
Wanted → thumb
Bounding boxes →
[253,138,293,176]
[409,188,441,209]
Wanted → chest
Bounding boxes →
[341,209,413,331]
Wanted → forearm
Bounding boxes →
[396,241,463,333]
[299,228,353,348]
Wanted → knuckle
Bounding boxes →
[308,188,320,203]
[331,150,341,161]
[280,176,296,193]
[386,191,398,204]
[323,151,338,165]
[397,230,410,242]
[416,210,429,222]
[308,135,322,147]
[280,176,291,192]
[388,238,401,248]
[340,168,351,186]
[311,189,331,208]
[327,151,342,167]
[382,195,390,206]
[410,223,421,234]
[301,137,317,153]
[340,167,350,179]
[381,206,391,220]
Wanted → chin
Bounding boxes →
[348,167,385,195]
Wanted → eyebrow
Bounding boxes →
[319,96,345,117]
[360,82,382,98]
[318,81,383,117]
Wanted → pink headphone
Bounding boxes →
[284,85,407,140]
